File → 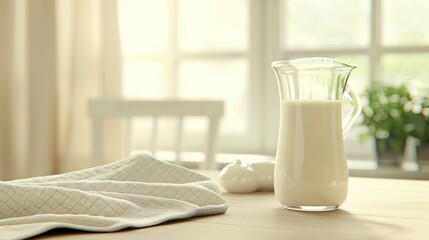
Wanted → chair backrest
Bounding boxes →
[88,99,224,169]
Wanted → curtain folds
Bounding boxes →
[0,0,123,180]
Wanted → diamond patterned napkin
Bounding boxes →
[0,154,228,240]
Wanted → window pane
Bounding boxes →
[383,0,429,46]
[179,0,249,52]
[118,0,169,56]
[283,0,370,49]
[122,61,166,98]
[178,59,248,135]
[381,54,429,86]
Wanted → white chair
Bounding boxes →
[88,99,224,169]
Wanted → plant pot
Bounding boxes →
[375,139,404,166]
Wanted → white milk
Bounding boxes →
[274,100,348,209]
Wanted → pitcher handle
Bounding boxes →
[342,86,362,138]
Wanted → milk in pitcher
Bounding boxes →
[274,100,348,210]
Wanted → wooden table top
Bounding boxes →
[36,172,429,240]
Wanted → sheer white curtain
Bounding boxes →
[0,0,123,180]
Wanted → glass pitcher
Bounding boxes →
[271,57,362,211]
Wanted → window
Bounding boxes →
[119,0,429,159]
[119,0,259,155]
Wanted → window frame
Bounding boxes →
[120,0,429,158]
[121,0,264,154]
[262,0,429,157]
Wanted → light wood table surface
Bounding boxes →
[36,171,429,240]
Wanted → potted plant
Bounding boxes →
[359,83,415,165]
[408,90,429,164]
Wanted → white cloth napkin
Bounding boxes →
[0,154,228,240]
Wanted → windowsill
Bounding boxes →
[217,155,429,180]
[130,150,429,180]
[349,164,429,180]
[347,158,429,180]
